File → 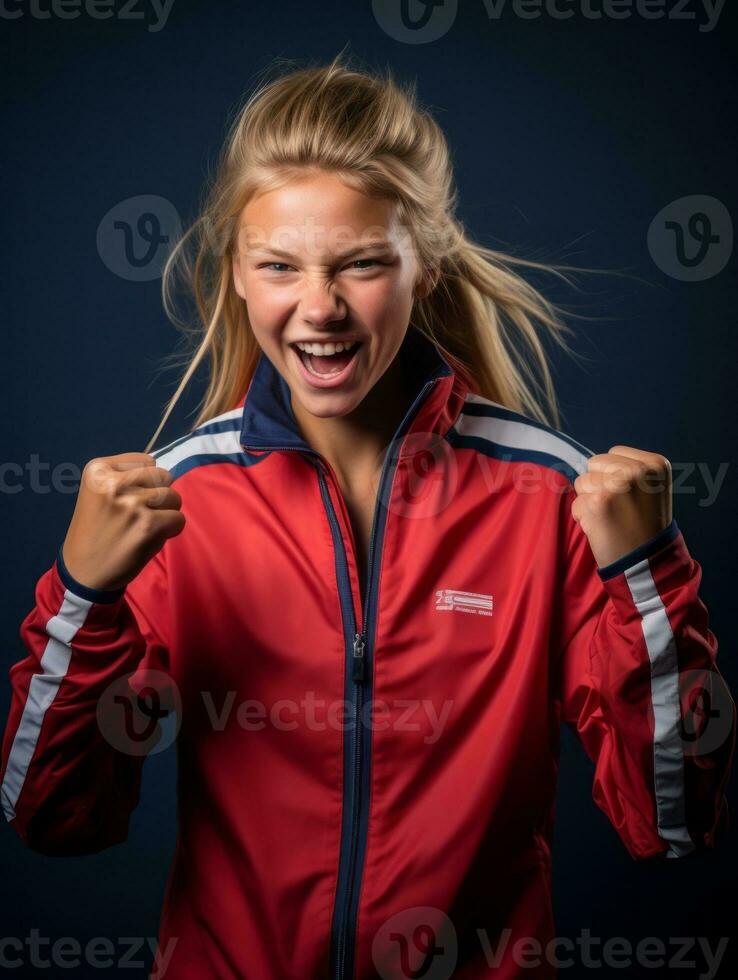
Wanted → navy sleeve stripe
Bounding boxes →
[56,546,126,604]
[596,519,681,581]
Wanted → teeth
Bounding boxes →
[294,340,358,356]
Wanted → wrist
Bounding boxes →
[56,545,127,602]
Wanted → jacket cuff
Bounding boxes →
[55,546,127,604]
[596,519,681,582]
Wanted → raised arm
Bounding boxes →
[552,449,735,860]
[1,453,183,854]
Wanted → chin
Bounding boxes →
[293,391,364,419]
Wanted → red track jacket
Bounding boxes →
[2,328,735,979]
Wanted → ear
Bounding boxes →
[232,250,246,301]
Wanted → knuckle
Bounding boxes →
[148,484,170,503]
[638,454,670,481]
[589,490,612,513]
[117,493,143,525]
[136,508,158,538]
[83,457,109,489]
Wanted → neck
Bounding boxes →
[290,351,412,490]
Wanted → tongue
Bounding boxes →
[307,350,355,375]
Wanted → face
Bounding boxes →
[231,171,431,420]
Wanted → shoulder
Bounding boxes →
[447,392,595,485]
[151,405,254,482]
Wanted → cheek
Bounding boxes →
[357,275,414,323]
[241,275,287,325]
[237,281,282,352]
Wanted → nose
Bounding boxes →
[297,280,347,328]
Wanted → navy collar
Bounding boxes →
[239,328,454,451]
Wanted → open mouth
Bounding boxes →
[290,341,363,383]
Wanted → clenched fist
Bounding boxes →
[572,445,672,569]
[61,452,186,593]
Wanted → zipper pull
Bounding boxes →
[352,632,366,683]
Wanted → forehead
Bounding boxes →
[237,172,405,253]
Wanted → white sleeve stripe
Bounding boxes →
[624,558,695,858]
[1,590,92,822]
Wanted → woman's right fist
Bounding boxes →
[61,452,186,593]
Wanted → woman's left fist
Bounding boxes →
[571,445,673,569]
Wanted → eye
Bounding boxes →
[347,259,382,271]
[257,259,384,273]
[259,262,293,273]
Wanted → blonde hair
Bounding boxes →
[144,49,589,454]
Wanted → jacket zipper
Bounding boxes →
[327,374,441,980]
[242,372,442,980]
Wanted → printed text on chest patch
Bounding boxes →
[435,589,494,616]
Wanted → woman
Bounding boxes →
[1,54,734,980]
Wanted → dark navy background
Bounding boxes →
[1,1,736,976]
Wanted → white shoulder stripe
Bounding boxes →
[151,406,244,457]
[454,394,592,478]
[150,406,246,477]
[155,428,245,474]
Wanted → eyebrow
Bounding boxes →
[245,240,395,260]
